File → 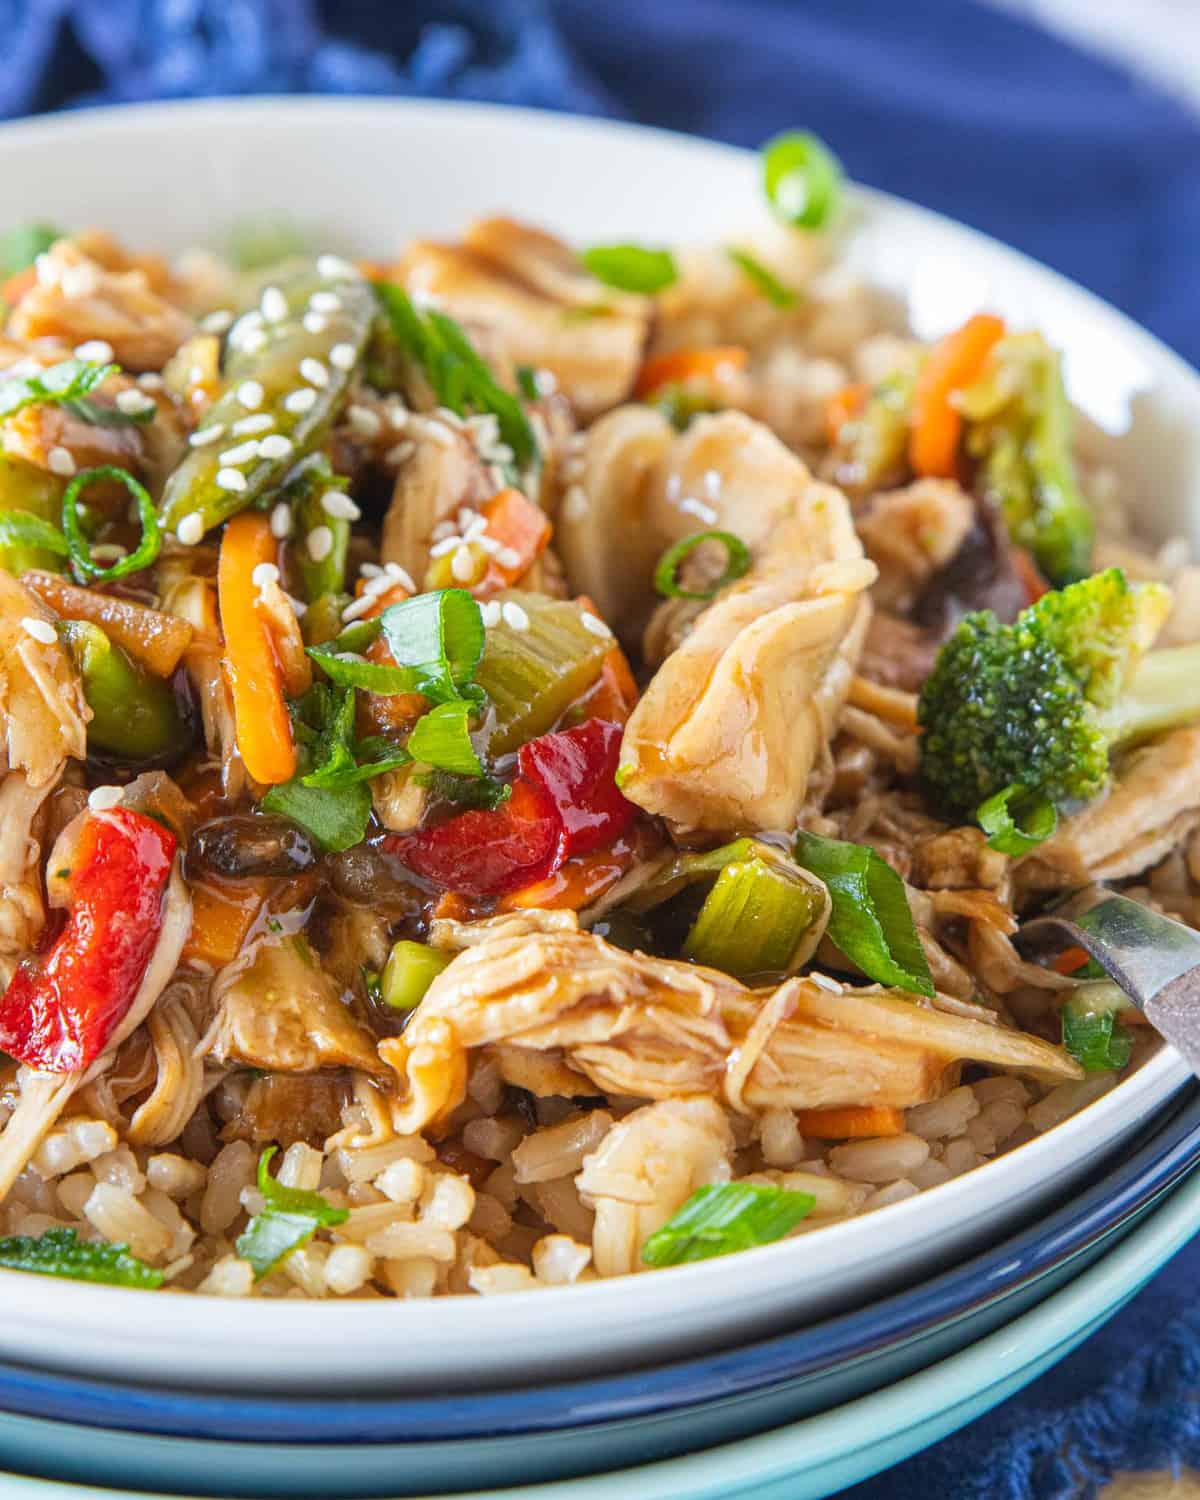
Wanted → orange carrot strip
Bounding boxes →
[634,345,748,400]
[181,882,265,968]
[475,487,552,597]
[573,593,639,725]
[23,570,194,676]
[909,313,1007,478]
[218,512,295,785]
[825,382,867,447]
[795,1105,906,1139]
[1050,945,1092,976]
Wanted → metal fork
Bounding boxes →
[1015,886,1200,1076]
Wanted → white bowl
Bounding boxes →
[0,97,1192,1394]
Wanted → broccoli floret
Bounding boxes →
[918,568,1193,819]
[960,332,1094,586]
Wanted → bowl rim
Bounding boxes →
[0,1080,1194,1444]
[0,93,1194,1350]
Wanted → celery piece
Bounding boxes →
[683,851,829,978]
[381,940,453,1012]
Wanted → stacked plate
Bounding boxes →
[1,98,1200,1500]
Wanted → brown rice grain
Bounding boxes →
[829,1133,930,1183]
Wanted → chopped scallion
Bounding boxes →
[0,358,115,424]
[762,131,844,230]
[977,783,1058,855]
[0,509,70,560]
[380,588,486,705]
[581,244,678,295]
[641,1183,815,1267]
[235,1146,348,1280]
[61,465,160,583]
[654,530,750,601]
[726,247,796,308]
[406,700,484,777]
[1061,980,1134,1072]
[0,1226,162,1288]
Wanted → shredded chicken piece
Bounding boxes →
[201,934,384,1077]
[379,420,492,586]
[856,479,976,613]
[614,413,875,833]
[576,1099,733,1277]
[1021,727,1200,887]
[11,240,195,370]
[0,774,54,971]
[157,567,242,799]
[0,571,88,786]
[0,862,191,1199]
[126,983,207,1147]
[379,931,1081,1134]
[397,218,649,418]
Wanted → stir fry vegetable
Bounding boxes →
[0,1227,162,1288]
[642,1183,816,1266]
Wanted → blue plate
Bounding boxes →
[1,1142,1199,1500]
[0,1085,1195,1498]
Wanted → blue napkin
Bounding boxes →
[4,3,1200,1495]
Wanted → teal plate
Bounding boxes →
[0,1161,1197,1500]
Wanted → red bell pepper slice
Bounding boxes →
[387,718,637,900]
[0,807,177,1073]
[517,719,637,863]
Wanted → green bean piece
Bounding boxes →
[59,621,191,762]
[286,459,351,603]
[158,260,375,539]
[0,457,66,574]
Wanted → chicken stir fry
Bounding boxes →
[0,131,1191,1298]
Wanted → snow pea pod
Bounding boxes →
[59,620,191,761]
[158,260,374,540]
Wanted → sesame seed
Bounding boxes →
[580,611,611,638]
[219,440,261,466]
[347,404,382,439]
[307,526,334,562]
[188,365,206,386]
[435,406,465,430]
[316,254,358,281]
[288,596,307,618]
[362,574,393,599]
[429,536,461,559]
[329,342,357,372]
[239,328,268,355]
[450,546,476,582]
[258,434,294,461]
[341,596,375,623]
[231,413,274,436]
[463,516,488,542]
[216,467,248,493]
[61,263,98,299]
[384,400,407,430]
[384,562,416,590]
[89,543,128,563]
[252,562,279,590]
[191,389,207,406]
[563,485,589,522]
[87,785,124,812]
[47,447,76,477]
[309,290,342,313]
[477,535,500,556]
[270,503,292,539]
[495,546,522,571]
[176,512,205,546]
[74,339,114,363]
[386,440,415,465]
[299,357,329,389]
[285,387,317,415]
[430,520,458,542]
[360,562,383,579]
[321,490,360,521]
[423,421,453,447]
[34,253,59,287]
[302,312,327,335]
[480,600,502,628]
[201,309,234,334]
[680,495,718,525]
[236,380,265,410]
[188,423,226,447]
[501,601,529,632]
[810,972,843,994]
[115,388,157,416]
[21,615,57,645]
[137,372,165,391]
[260,286,288,323]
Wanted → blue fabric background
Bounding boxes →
[3,1,1200,1494]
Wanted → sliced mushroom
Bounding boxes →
[397,218,649,418]
[201,933,383,1076]
[378,929,1081,1134]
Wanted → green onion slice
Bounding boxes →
[726,248,796,308]
[0,221,60,278]
[641,1184,815,1267]
[236,1146,349,1280]
[977,783,1058,855]
[0,1226,162,1288]
[0,358,115,423]
[682,848,829,978]
[762,131,844,230]
[1061,980,1134,1073]
[62,465,160,583]
[0,509,70,559]
[793,831,934,997]
[654,530,750,601]
[406,700,484,777]
[380,939,454,1012]
[580,244,678,295]
[380,588,486,705]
